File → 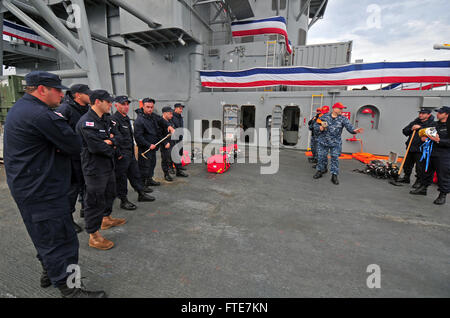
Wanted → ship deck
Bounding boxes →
[0,149,449,298]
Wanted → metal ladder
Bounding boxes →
[265,40,277,67]
[106,5,128,97]
[307,94,324,150]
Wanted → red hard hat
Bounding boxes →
[332,102,346,110]
[321,105,330,113]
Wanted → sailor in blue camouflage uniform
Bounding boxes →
[313,102,363,185]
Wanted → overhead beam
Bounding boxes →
[105,0,161,29]
[9,0,132,50]
[2,40,57,60]
[308,0,327,29]
[28,0,83,52]
[2,0,81,66]
[177,0,213,32]
[296,0,311,21]
[71,0,101,89]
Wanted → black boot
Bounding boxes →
[313,171,323,179]
[410,185,427,195]
[433,192,447,205]
[138,191,156,202]
[147,178,161,186]
[169,167,176,175]
[142,185,153,193]
[120,198,137,210]
[40,270,51,288]
[71,215,83,234]
[164,173,173,182]
[397,176,411,184]
[331,174,339,185]
[176,170,188,177]
[412,179,421,188]
[58,283,107,298]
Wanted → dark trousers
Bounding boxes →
[172,141,183,170]
[17,198,79,287]
[115,154,144,200]
[138,146,157,180]
[161,146,172,174]
[84,172,116,234]
[68,160,85,214]
[422,153,450,194]
[402,151,423,179]
[310,135,318,159]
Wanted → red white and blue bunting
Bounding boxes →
[231,16,293,54]
[200,61,450,88]
[2,19,54,48]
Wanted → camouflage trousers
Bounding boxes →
[310,135,318,159]
[316,143,341,175]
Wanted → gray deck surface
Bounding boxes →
[0,149,449,298]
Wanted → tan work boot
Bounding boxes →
[89,231,114,250]
[101,216,127,230]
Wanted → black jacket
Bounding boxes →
[134,111,165,150]
[402,115,435,152]
[308,114,321,135]
[3,94,80,207]
[56,92,89,161]
[431,120,450,157]
[76,108,118,176]
[57,92,89,130]
[112,111,135,157]
[172,112,184,141]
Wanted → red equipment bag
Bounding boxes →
[207,154,230,174]
[220,144,238,154]
[181,150,191,167]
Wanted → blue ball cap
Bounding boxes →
[114,95,131,104]
[418,108,431,114]
[89,89,114,104]
[435,106,450,114]
[161,106,173,113]
[25,71,68,90]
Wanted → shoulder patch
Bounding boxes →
[86,122,94,127]
[53,111,65,119]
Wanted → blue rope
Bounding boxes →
[419,139,434,172]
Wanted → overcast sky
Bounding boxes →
[307,0,450,63]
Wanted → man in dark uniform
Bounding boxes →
[171,103,188,173]
[410,106,450,205]
[397,108,435,187]
[134,98,174,186]
[160,106,188,181]
[112,96,155,210]
[76,90,126,250]
[3,71,105,298]
[57,84,92,232]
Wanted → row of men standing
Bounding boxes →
[3,71,189,297]
[399,107,450,205]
